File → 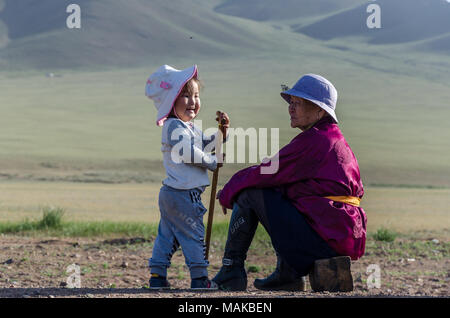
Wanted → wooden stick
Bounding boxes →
[205,112,225,260]
[205,167,219,260]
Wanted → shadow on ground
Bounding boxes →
[0,287,233,298]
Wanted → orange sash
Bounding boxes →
[324,196,361,207]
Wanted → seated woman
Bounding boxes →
[212,74,367,292]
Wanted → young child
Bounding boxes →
[145,65,229,290]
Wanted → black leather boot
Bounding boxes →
[254,255,306,291]
[212,258,247,291]
[212,200,258,291]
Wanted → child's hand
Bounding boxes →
[216,111,230,137]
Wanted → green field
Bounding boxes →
[0,0,449,236]
[0,54,449,235]
[0,181,449,236]
[1,51,450,187]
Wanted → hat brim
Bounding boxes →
[281,89,338,123]
[156,65,198,126]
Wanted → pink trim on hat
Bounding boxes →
[156,66,198,126]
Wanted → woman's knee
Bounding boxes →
[234,188,264,207]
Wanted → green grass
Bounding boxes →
[6,208,445,264]
[38,206,65,229]
[1,182,448,234]
[371,227,398,242]
[365,235,449,260]
[0,217,159,238]
[247,265,261,273]
[0,207,271,244]
[0,206,67,232]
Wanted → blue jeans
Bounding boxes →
[149,185,209,279]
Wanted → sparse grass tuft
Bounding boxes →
[247,265,261,273]
[0,207,66,233]
[372,227,398,242]
[38,207,65,229]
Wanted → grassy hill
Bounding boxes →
[0,0,275,69]
[0,0,449,189]
[416,33,450,53]
[1,0,448,69]
[214,0,365,21]
[0,0,6,49]
[295,0,450,52]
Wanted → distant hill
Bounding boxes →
[0,0,270,69]
[0,0,449,69]
[0,21,7,49]
[415,33,450,53]
[0,1,449,189]
[294,0,450,50]
[0,0,6,48]
[214,0,365,21]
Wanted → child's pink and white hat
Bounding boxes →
[145,64,198,126]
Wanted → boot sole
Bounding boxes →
[253,280,306,292]
[215,278,247,291]
[309,256,353,292]
[148,286,170,290]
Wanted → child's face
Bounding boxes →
[173,81,201,122]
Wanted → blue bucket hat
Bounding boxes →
[281,74,338,123]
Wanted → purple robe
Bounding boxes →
[219,116,367,260]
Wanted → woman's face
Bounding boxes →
[173,81,201,122]
[288,96,325,131]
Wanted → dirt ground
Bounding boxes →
[0,235,448,298]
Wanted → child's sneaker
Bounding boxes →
[149,273,170,290]
[190,277,218,291]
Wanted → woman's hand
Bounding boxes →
[216,189,227,215]
[216,111,230,137]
